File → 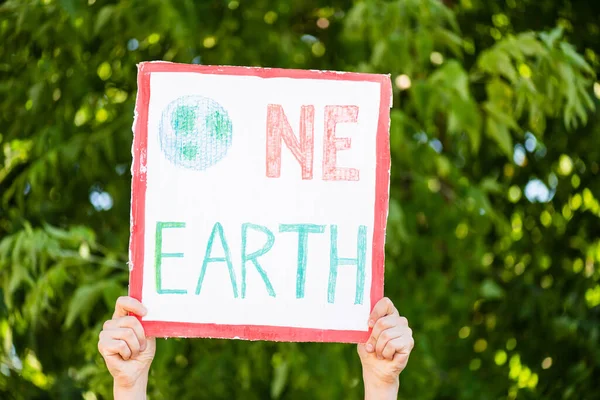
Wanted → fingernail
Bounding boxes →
[368,319,375,328]
[141,343,146,352]
[141,306,148,316]
[366,343,374,352]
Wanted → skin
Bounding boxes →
[98,296,414,400]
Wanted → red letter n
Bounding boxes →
[266,105,315,180]
[323,105,359,181]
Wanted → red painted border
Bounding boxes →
[129,62,391,343]
[129,66,149,302]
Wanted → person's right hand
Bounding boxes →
[98,296,156,392]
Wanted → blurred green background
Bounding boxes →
[1,0,599,398]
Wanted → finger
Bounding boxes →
[103,316,148,352]
[101,327,141,358]
[366,314,405,353]
[375,326,406,359]
[98,333,133,361]
[113,296,147,319]
[368,297,398,328]
[381,332,414,361]
[392,351,411,371]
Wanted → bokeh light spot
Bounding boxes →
[542,357,553,369]
[508,185,521,203]
[558,154,573,175]
[430,51,444,65]
[203,36,217,48]
[495,350,507,365]
[455,222,469,239]
[506,338,517,350]
[459,326,471,339]
[474,339,487,353]
[264,11,278,24]
[395,74,411,90]
[147,33,160,44]
[95,108,108,123]
[317,17,330,29]
[311,42,326,57]
[97,62,112,80]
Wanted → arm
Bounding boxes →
[358,297,414,400]
[113,378,149,400]
[98,296,156,400]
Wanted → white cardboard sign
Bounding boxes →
[129,62,391,342]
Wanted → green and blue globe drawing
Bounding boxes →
[159,95,233,171]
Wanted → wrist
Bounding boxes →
[114,373,148,400]
[363,373,399,400]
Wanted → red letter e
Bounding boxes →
[323,105,359,181]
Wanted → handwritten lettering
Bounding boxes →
[154,222,367,304]
[266,104,315,179]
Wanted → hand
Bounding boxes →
[357,297,414,399]
[98,296,156,399]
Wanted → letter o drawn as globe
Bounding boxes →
[159,95,233,171]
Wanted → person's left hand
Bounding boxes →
[357,297,414,399]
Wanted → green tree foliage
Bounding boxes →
[1,0,599,398]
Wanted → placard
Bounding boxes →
[129,62,391,342]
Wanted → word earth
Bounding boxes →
[155,221,367,304]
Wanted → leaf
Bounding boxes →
[515,33,545,56]
[553,316,578,339]
[578,83,596,112]
[388,199,409,241]
[430,60,470,100]
[486,115,513,158]
[485,78,514,105]
[438,2,460,32]
[69,226,97,246]
[43,223,76,244]
[270,357,289,399]
[27,83,44,111]
[11,230,26,274]
[343,2,368,41]
[447,99,482,152]
[58,0,79,19]
[465,114,482,152]
[467,187,496,219]
[94,5,115,36]
[528,103,546,135]
[8,262,35,298]
[480,279,505,300]
[389,110,405,153]
[484,102,520,132]
[478,49,517,83]
[64,280,114,328]
[102,280,124,309]
[514,90,527,119]
[411,81,432,123]
[102,131,116,165]
[540,26,563,48]
[434,28,464,58]
[0,235,15,268]
[415,30,434,65]
[44,262,70,296]
[480,177,503,194]
[560,42,595,75]
[370,41,387,67]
